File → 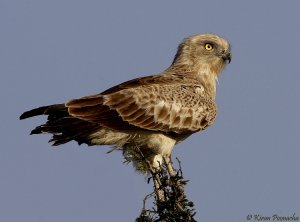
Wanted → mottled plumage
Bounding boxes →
[20,33,231,172]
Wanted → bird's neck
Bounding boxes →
[195,64,218,98]
[167,61,222,99]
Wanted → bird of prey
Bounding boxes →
[20,33,231,172]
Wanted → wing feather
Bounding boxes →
[67,83,217,134]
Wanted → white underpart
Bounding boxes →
[89,128,176,169]
[90,128,129,146]
[145,133,176,168]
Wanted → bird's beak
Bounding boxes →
[220,51,231,64]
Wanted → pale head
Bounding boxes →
[172,33,231,75]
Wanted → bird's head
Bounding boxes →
[172,33,231,75]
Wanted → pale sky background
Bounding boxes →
[1,1,300,222]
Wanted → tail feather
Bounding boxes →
[20,104,67,120]
[20,104,101,146]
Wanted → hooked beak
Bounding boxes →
[221,51,232,64]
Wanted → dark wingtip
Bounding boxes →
[19,106,51,120]
[20,111,32,120]
[20,104,67,120]
[30,127,42,135]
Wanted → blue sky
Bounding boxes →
[1,1,300,221]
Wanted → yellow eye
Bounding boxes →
[205,43,213,51]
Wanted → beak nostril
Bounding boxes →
[221,51,231,63]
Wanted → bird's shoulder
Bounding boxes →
[101,72,211,98]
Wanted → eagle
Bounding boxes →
[20,33,231,172]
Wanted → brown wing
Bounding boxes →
[100,73,187,95]
[66,81,217,134]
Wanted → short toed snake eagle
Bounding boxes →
[20,34,231,172]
